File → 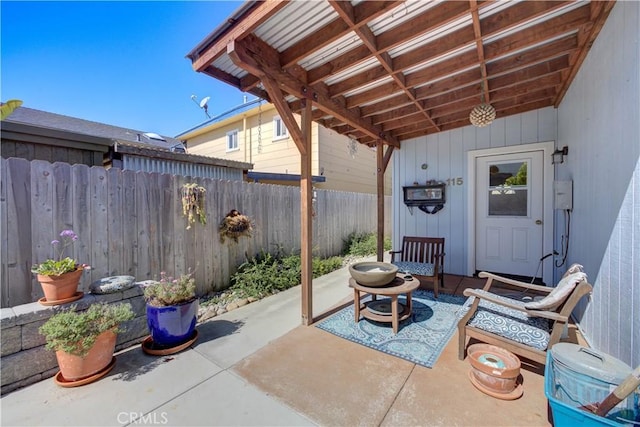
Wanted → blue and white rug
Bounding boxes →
[316,290,471,368]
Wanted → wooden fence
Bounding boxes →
[1,158,391,307]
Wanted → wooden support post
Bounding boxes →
[376,140,385,261]
[300,99,313,325]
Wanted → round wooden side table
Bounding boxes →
[349,275,420,334]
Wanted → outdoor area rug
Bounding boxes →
[316,290,471,368]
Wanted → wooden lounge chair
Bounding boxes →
[457,264,592,364]
[390,236,445,298]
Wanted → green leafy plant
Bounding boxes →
[229,251,343,299]
[342,232,392,257]
[143,271,197,307]
[31,229,87,276]
[181,183,207,229]
[39,303,134,357]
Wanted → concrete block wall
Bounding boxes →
[0,287,149,395]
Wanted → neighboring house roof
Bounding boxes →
[6,106,185,151]
[176,98,263,138]
[2,106,253,172]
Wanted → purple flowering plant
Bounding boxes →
[31,229,87,276]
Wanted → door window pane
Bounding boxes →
[488,162,528,216]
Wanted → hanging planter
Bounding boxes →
[218,209,253,243]
[181,183,206,229]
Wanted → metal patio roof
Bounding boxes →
[186,0,614,148]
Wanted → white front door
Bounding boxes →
[475,151,544,278]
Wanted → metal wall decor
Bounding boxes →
[402,183,446,215]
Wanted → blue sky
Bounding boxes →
[1,1,248,137]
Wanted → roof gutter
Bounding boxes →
[186,1,257,61]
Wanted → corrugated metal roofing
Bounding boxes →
[255,1,337,52]
[186,0,615,146]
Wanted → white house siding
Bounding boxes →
[557,1,639,367]
[317,126,392,194]
[392,107,557,279]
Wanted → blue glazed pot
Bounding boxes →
[146,299,198,347]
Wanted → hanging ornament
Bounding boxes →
[469,82,496,127]
[469,103,496,127]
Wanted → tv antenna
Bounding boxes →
[190,95,211,119]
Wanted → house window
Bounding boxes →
[273,116,288,140]
[226,130,239,151]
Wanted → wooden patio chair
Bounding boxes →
[390,236,445,298]
[457,264,592,364]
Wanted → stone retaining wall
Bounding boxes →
[0,288,149,395]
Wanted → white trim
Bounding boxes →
[272,116,288,141]
[466,141,555,285]
[226,129,239,152]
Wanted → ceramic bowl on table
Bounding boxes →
[348,262,398,287]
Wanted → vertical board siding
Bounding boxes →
[556,1,639,367]
[392,106,558,278]
[1,157,390,307]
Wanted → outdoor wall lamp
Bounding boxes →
[551,146,569,164]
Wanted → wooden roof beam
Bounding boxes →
[484,4,591,60]
[310,0,568,90]
[191,1,287,72]
[241,1,403,92]
[470,0,490,103]
[329,0,440,132]
[227,35,399,148]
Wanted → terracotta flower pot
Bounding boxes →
[37,267,83,302]
[55,329,116,382]
[468,344,521,397]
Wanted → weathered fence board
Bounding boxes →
[1,157,391,307]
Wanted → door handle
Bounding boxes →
[535,220,543,225]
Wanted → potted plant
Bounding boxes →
[39,302,135,385]
[143,271,198,349]
[31,229,89,304]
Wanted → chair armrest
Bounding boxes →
[463,289,525,311]
[478,271,552,294]
[462,289,568,322]
[389,250,401,263]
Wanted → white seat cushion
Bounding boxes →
[524,271,587,311]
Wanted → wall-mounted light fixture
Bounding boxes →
[552,146,569,164]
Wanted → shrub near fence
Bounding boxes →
[1,157,391,308]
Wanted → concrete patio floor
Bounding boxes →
[1,261,582,426]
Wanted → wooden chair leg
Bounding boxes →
[458,325,467,360]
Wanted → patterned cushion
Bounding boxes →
[467,290,551,351]
[392,261,435,276]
